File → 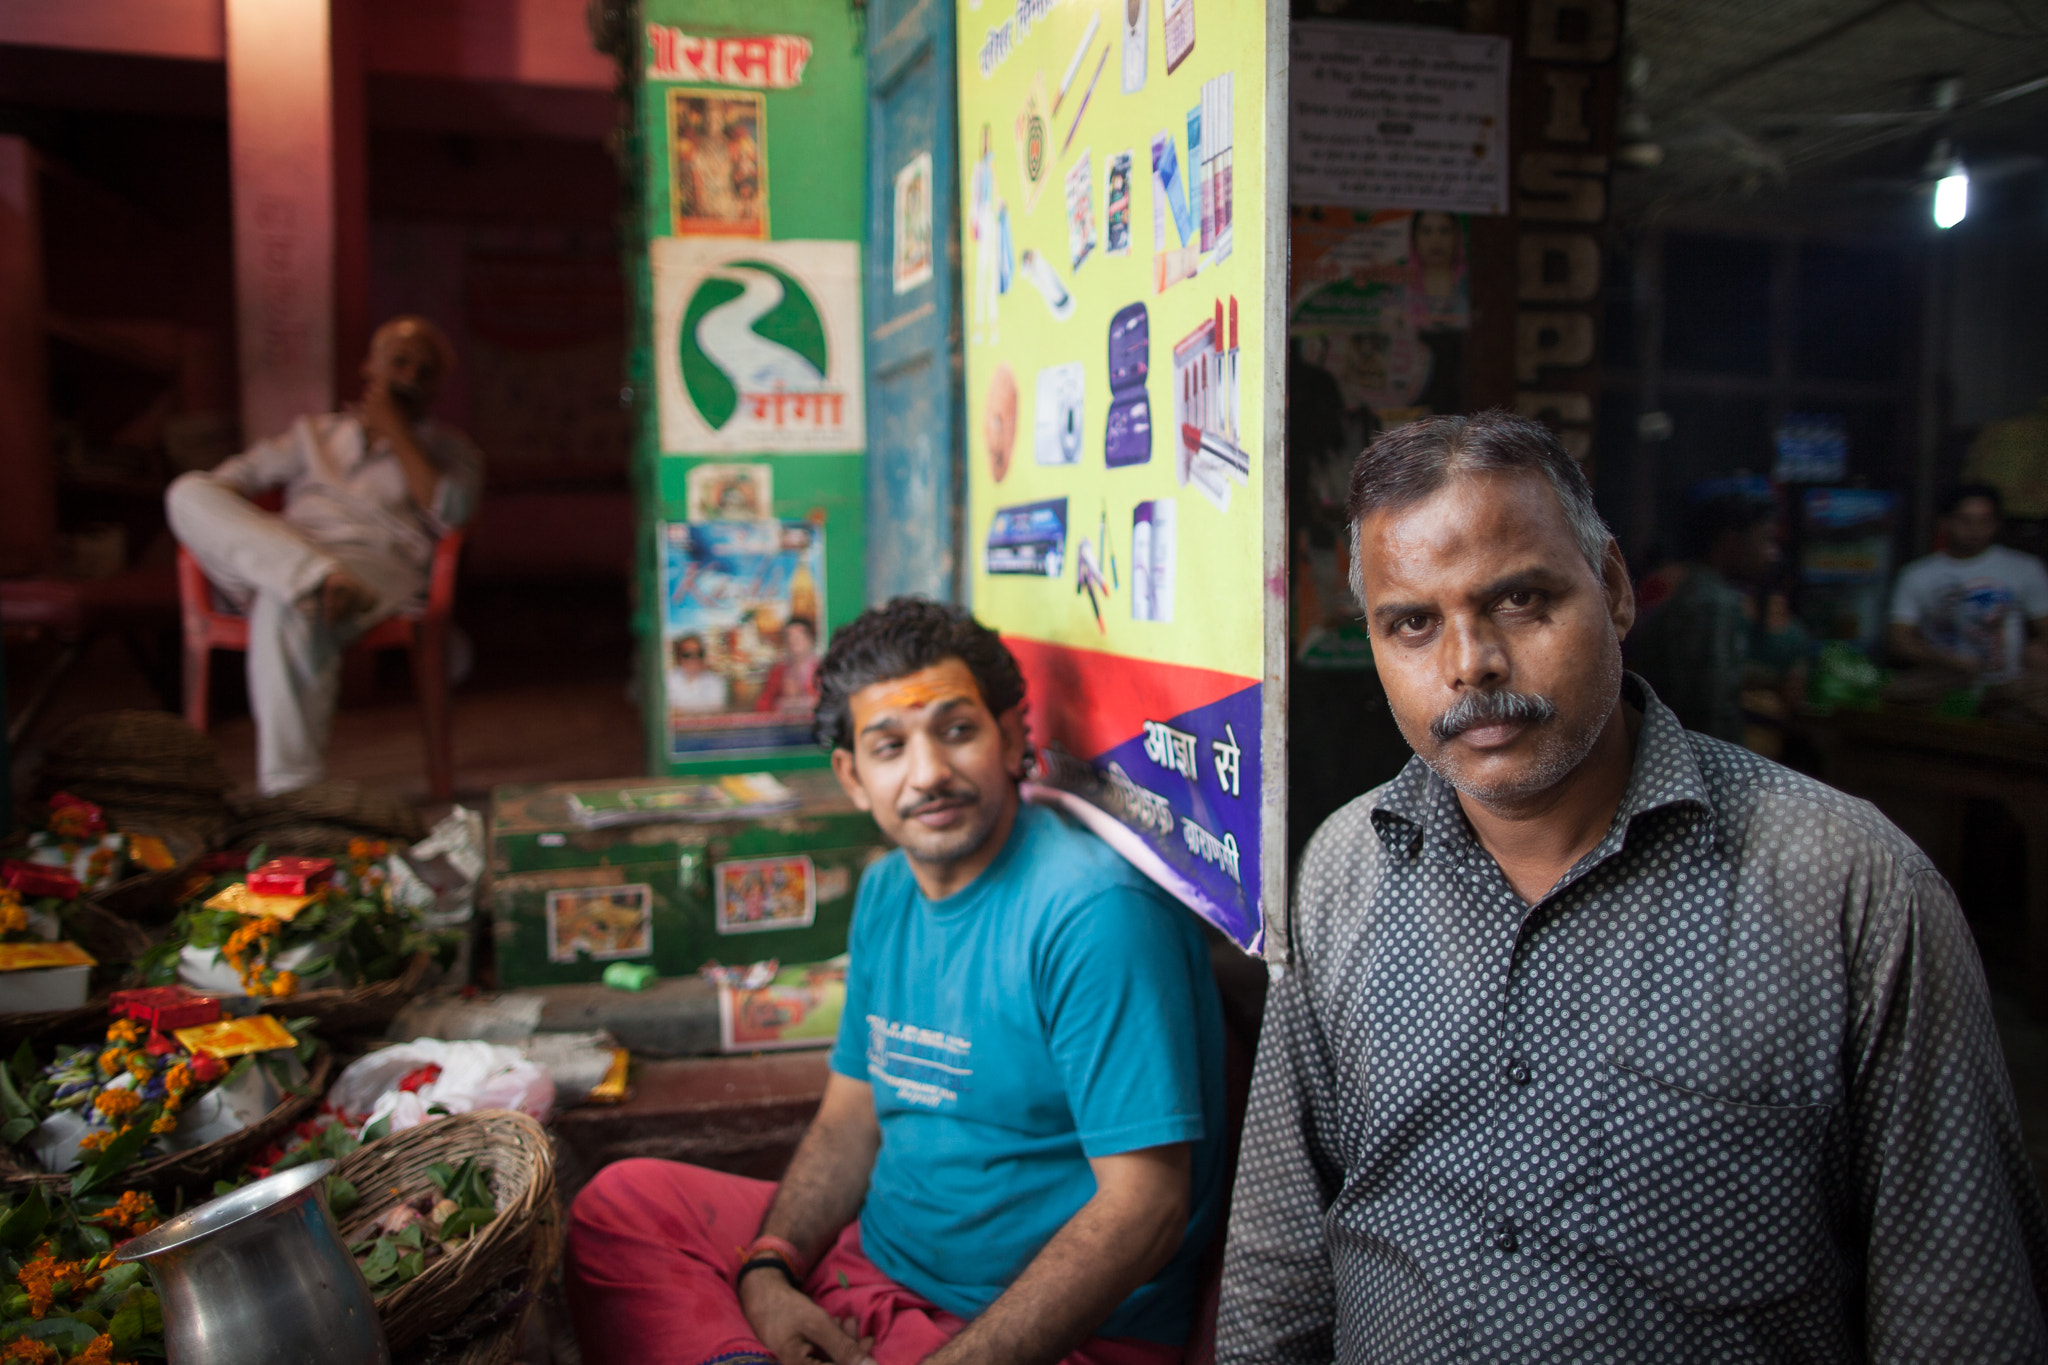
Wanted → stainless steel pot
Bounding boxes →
[114,1159,390,1364]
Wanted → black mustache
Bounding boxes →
[1430,690,1556,743]
[898,786,978,820]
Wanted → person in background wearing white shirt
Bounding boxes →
[1889,483,2048,721]
[166,316,484,795]
[666,634,730,714]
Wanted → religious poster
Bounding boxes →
[652,237,865,454]
[714,854,817,934]
[660,519,827,760]
[1289,208,1470,667]
[893,152,935,294]
[1289,23,1510,215]
[686,463,773,520]
[718,958,848,1052]
[958,0,1283,953]
[668,89,768,238]
[546,885,655,963]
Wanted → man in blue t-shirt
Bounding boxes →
[566,598,1227,1365]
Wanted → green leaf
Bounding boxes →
[0,1058,35,1127]
[246,843,269,872]
[395,1249,425,1283]
[2,1316,100,1351]
[222,1054,255,1091]
[424,1161,457,1195]
[0,1188,49,1252]
[74,1222,111,1256]
[357,1238,400,1284]
[360,1115,390,1143]
[72,1110,157,1195]
[68,1308,107,1332]
[94,1262,142,1297]
[324,1176,358,1218]
[108,1285,163,1347]
[437,1206,495,1240]
[9,1041,38,1093]
[0,1118,35,1146]
[212,1179,241,1197]
[394,1223,423,1251]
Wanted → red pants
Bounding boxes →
[565,1159,1185,1365]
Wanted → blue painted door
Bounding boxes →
[864,0,962,603]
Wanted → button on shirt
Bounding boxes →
[1218,677,2048,1363]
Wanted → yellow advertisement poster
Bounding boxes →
[959,0,1284,951]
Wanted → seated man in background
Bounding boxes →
[1626,485,1777,744]
[165,316,482,794]
[1889,483,2048,720]
[567,598,1226,1365]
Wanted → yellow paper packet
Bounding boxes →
[0,942,96,972]
[128,836,176,872]
[205,882,317,922]
[586,1048,632,1104]
[173,1014,299,1058]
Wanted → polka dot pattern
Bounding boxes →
[1217,677,2048,1362]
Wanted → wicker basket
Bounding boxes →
[0,1048,332,1195]
[334,1110,557,1354]
[0,900,166,1054]
[258,950,439,1037]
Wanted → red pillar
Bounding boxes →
[224,0,367,446]
[0,137,55,577]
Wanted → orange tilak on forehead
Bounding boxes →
[849,659,984,733]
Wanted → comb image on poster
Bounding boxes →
[667,89,767,238]
[958,0,1283,953]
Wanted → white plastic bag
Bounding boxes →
[329,1038,554,1135]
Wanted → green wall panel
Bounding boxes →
[631,1,868,775]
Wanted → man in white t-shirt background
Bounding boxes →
[1889,483,2048,718]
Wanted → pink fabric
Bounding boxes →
[566,1159,1184,1365]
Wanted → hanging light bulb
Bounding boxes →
[1933,153,1969,229]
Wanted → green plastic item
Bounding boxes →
[1807,642,1891,712]
[602,962,659,992]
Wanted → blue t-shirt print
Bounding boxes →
[829,801,1227,1347]
[863,1016,973,1109]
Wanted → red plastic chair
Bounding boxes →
[176,530,465,800]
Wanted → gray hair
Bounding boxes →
[1344,411,1612,607]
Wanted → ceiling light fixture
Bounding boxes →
[1933,148,1969,228]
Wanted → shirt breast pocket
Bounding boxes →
[1595,1061,1834,1312]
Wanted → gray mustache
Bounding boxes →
[1430,690,1556,743]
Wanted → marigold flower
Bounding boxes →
[0,1338,54,1362]
[150,1113,178,1136]
[0,897,26,937]
[16,1249,84,1319]
[271,970,299,998]
[105,1019,140,1046]
[93,1089,140,1121]
[75,1131,111,1156]
[95,1048,125,1077]
[72,1336,114,1365]
[163,1062,193,1096]
[125,1056,153,1083]
[95,1190,162,1236]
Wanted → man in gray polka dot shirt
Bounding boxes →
[1218,413,2048,1362]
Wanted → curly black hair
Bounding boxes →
[813,597,1027,752]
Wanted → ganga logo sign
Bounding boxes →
[653,238,864,454]
[679,261,829,431]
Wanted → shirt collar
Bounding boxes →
[1370,672,1717,865]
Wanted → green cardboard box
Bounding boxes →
[489,771,885,987]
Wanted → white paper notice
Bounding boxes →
[1289,23,1510,215]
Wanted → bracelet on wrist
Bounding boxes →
[737,1255,801,1290]
[744,1235,810,1281]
